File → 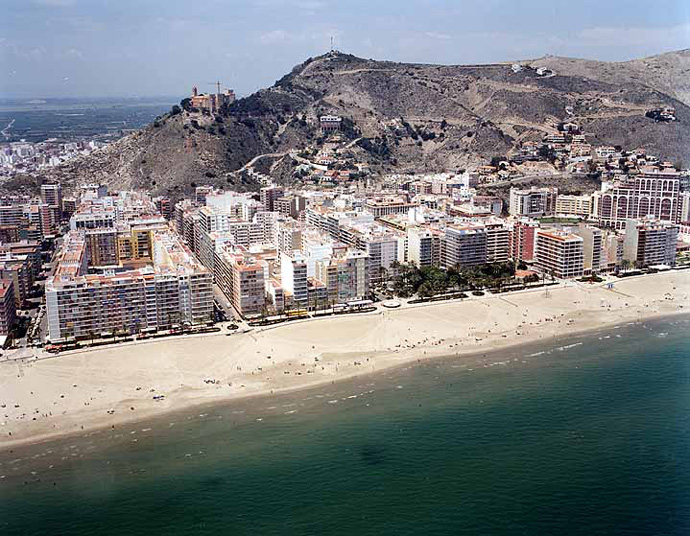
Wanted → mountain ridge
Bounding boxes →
[13,48,690,198]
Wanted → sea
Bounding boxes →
[1,316,689,535]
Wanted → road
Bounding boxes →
[482,171,568,188]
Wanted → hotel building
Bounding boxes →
[534,229,584,279]
[594,172,681,229]
[623,217,678,267]
[509,187,557,217]
[441,224,488,268]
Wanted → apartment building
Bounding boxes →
[407,227,441,268]
[0,252,34,308]
[260,186,285,212]
[575,223,603,275]
[315,249,370,303]
[534,229,584,279]
[623,217,678,267]
[275,195,306,219]
[276,220,303,254]
[601,231,624,272]
[355,228,398,284]
[555,194,592,217]
[0,279,16,336]
[195,185,215,206]
[484,220,511,264]
[510,219,540,263]
[41,182,62,206]
[594,172,681,229]
[280,251,308,307]
[214,245,267,318]
[46,223,213,342]
[509,187,557,217]
[442,224,488,268]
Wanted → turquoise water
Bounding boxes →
[1,317,689,535]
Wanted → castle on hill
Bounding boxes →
[190,84,236,114]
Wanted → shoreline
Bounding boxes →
[1,270,688,452]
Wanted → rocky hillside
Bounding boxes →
[17,49,690,198]
[532,49,690,107]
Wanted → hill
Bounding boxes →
[531,49,690,107]
[15,49,690,198]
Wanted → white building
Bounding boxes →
[623,217,678,267]
[509,187,558,217]
[280,251,308,307]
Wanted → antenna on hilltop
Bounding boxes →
[330,36,334,53]
[208,80,222,94]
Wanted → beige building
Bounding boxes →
[214,245,267,318]
[575,223,603,275]
[315,250,369,303]
[535,229,584,279]
[555,195,592,217]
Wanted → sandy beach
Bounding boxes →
[1,270,688,451]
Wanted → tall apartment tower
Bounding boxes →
[441,225,488,269]
[260,186,285,212]
[623,217,678,267]
[534,229,584,279]
[511,219,540,263]
[41,182,63,226]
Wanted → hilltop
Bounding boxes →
[531,49,690,107]
[13,49,690,198]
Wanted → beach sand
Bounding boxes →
[1,271,688,450]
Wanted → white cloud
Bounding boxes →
[424,31,452,40]
[259,29,293,45]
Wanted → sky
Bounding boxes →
[1,0,689,99]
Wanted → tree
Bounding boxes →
[418,281,434,298]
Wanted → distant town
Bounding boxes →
[0,139,109,178]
